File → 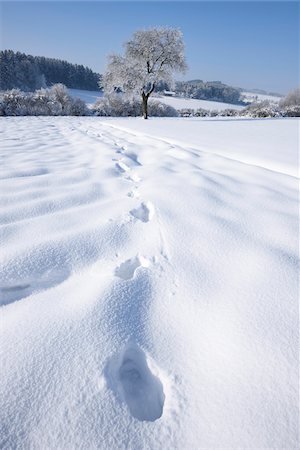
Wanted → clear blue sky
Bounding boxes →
[1,1,299,94]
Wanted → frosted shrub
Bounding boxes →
[92,95,177,117]
[107,95,141,116]
[92,97,110,116]
[278,88,300,117]
[148,100,178,117]
[50,83,71,114]
[178,108,194,117]
[0,89,28,115]
[47,99,63,116]
[241,101,282,118]
[27,88,62,115]
[219,108,238,117]
[69,97,88,116]
[92,95,140,116]
[282,105,300,117]
[0,85,89,116]
[29,89,51,115]
[0,98,4,116]
[279,88,300,108]
[194,108,209,117]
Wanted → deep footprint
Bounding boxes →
[115,255,150,280]
[116,343,165,422]
[124,152,142,166]
[130,202,155,222]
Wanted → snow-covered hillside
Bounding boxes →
[0,117,298,449]
[68,88,104,104]
[153,95,244,111]
[241,91,282,104]
[69,88,244,111]
[68,88,283,112]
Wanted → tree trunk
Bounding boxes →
[142,92,148,119]
[142,84,155,119]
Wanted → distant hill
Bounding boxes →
[0,50,101,92]
[174,80,242,105]
[241,87,283,97]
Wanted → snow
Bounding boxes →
[0,116,299,449]
[154,94,244,111]
[102,117,299,177]
[68,88,244,111]
[242,91,282,103]
[68,88,103,104]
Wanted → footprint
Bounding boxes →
[124,152,142,166]
[115,143,126,154]
[130,202,155,223]
[127,190,140,199]
[107,343,165,422]
[115,161,130,173]
[126,173,141,183]
[115,255,150,280]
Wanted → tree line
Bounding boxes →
[0,50,101,92]
[174,80,242,104]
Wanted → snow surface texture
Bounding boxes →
[105,117,299,177]
[0,116,299,449]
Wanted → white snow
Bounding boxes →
[68,88,104,104]
[153,94,244,111]
[241,91,282,103]
[0,116,299,449]
[102,117,299,177]
[69,88,244,111]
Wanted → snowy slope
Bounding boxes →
[153,95,244,111]
[68,88,104,104]
[103,117,299,177]
[241,91,282,103]
[0,117,299,449]
[68,88,243,111]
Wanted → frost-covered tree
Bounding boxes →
[102,27,187,119]
[279,88,300,107]
[50,83,71,114]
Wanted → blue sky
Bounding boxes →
[1,1,299,93]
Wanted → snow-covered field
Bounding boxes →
[153,95,244,111]
[0,116,299,449]
[68,88,282,112]
[68,88,104,105]
[241,91,282,104]
[69,88,244,111]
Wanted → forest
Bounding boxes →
[0,50,100,91]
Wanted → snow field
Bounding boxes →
[68,88,282,112]
[68,88,244,111]
[241,91,282,103]
[68,88,104,105]
[153,94,244,111]
[0,116,299,449]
